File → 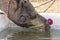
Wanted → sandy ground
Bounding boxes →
[0,0,60,13]
[30,0,59,13]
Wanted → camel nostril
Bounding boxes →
[19,15,26,23]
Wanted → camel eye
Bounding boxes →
[24,1,27,3]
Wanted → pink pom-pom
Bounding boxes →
[48,18,53,25]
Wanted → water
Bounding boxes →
[0,26,60,40]
[0,14,60,40]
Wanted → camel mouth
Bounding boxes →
[29,24,45,29]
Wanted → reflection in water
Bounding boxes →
[1,26,60,40]
[7,30,51,40]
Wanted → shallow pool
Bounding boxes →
[0,26,60,40]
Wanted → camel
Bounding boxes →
[8,0,50,32]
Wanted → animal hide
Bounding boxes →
[8,0,50,32]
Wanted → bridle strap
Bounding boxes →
[6,0,11,17]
